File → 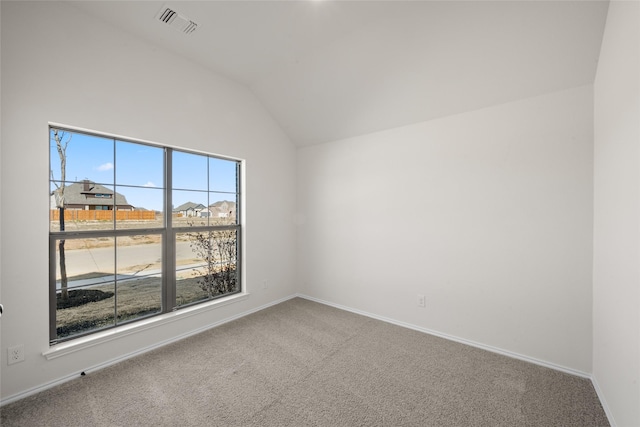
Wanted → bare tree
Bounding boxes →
[188,219,238,297]
[51,129,71,301]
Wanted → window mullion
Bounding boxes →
[164,147,176,313]
[49,237,58,343]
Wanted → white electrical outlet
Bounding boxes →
[263,280,268,289]
[417,294,425,308]
[8,344,25,365]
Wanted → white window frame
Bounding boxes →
[48,125,242,344]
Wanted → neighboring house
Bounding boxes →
[173,201,208,217]
[209,200,236,219]
[50,180,133,211]
[173,200,235,219]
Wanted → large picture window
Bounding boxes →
[49,127,241,343]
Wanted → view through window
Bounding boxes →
[49,127,241,343]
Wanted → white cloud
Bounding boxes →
[97,162,114,171]
[142,181,156,187]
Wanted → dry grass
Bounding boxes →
[56,276,219,338]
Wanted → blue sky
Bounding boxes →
[50,129,238,212]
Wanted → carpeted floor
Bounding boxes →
[1,297,609,426]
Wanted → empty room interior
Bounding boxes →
[0,0,638,426]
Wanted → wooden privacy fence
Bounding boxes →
[50,210,157,221]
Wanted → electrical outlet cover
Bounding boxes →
[417,294,426,307]
[8,345,25,365]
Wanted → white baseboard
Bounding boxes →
[296,294,623,427]
[591,375,617,427]
[4,292,615,427]
[296,293,592,379]
[0,294,298,407]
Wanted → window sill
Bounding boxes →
[43,292,250,360]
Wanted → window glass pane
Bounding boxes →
[114,186,164,229]
[175,231,209,306]
[55,237,116,339]
[172,190,210,226]
[209,157,238,193]
[56,282,115,339]
[50,181,120,231]
[50,181,63,232]
[116,235,162,323]
[209,194,237,225]
[50,129,114,187]
[56,237,115,279]
[175,229,239,307]
[115,140,163,188]
[173,151,207,191]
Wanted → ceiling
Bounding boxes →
[70,1,609,147]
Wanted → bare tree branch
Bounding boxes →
[51,129,69,208]
[188,218,238,298]
[51,128,70,301]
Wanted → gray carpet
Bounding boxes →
[1,297,609,426]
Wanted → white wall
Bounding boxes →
[297,85,594,373]
[593,1,640,426]
[0,0,3,341]
[0,2,296,401]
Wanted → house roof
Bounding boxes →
[174,202,206,212]
[53,181,132,208]
[209,200,236,209]
[174,201,236,212]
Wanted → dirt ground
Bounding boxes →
[52,216,219,250]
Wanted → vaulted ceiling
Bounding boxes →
[71,1,609,146]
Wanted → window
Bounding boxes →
[49,127,241,343]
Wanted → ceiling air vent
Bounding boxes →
[156,6,198,35]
